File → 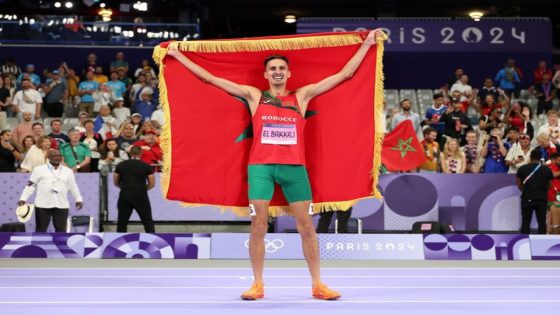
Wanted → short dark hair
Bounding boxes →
[399,99,411,107]
[50,119,63,126]
[433,93,444,100]
[264,55,289,67]
[129,146,142,157]
[32,122,43,129]
[530,148,543,161]
[423,127,437,136]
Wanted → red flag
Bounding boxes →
[382,120,426,171]
[152,32,386,216]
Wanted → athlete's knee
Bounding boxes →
[296,219,316,239]
[251,219,268,237]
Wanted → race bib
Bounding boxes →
[261,124,297,145]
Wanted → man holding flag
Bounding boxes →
[166,29,384,300]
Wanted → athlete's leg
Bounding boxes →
[291,200,321,283]
[248,199,270,285]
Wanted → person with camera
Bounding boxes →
[480,128,510,173]
[0,130,22,172]
[505,133,533,174]
[439,95,472,146]
[19,149,83,232]
[42,70,68,118]
[516,149,553,234]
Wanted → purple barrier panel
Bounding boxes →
[107,173,250,222]
[530,235,560,260]
[276,174,529,233]
[318,234,424,260]
[211,233,303,259]
[0,233,211,259]
[423,234,531,260]
[0,173,99,232]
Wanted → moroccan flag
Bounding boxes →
[382,120,426,171]
[152,32,386,216]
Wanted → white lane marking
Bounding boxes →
[0,300,559,304]
[0,286,558,289]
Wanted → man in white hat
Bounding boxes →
[18,149,83,232]
[16,204,34,223]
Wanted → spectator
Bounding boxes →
[0,130,22,172]
[116,123,138,152]
[537,109,560,144]
[547,153,560,234]
[450,74,473,103]
[112,97,130,127]
[516,149,552,234]
[134,59,157,78]
[133,130,162,171]
[477,89,509,117]
[11,111,33,145]
[504,127,520,149]
[446,67,463,89]
[93,66,108,84]
[95,104,118,140]
[478,78,500,102]
[495,58,521,98]
[110,52,130,74]
[536,133,559,163]
[77,71,99,117]
[131,113,143,135]
[92,83,114,115]
[479,107,505,134]
[137,120,159,137]
[98,138,128,173]
[461,130,481,173]
[440,138,466,174]
[316,207,353,234]
[48,119,70,147]
[80,119,103,172]
[133,90,157,122]
[418,127,439,173]
[12,78,42,121]
[20,135,36,161]
[481,128,510,173]
[74,111,90,134]
[0,76,13,126]
[117,67,133,93]
[533,60,553,85]
[506,133,532,174]
[151,105,165,128]
[106,71,127,100]
[390,98,420,132]
[60,128,91,172]
[505,102,530,136]
[448,89,473,113]
[3,76,17,113]
[31,122,57,149]
[66,68,81,109]
[18,149,83,232]
[423,93,447,137]
[130,74,148,103]
[534,73,556,116]
[19,135,51,173]
[440,97,472,146]
[43,70,68,117]
[82,53,98,76]
[16,64,41,87]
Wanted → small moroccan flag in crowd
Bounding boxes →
[382,120,426,172]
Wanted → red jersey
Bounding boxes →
[248,91,306,165]
[133,140,162,170]
[548,163,560,202]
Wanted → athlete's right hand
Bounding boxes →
[166,46,180,57]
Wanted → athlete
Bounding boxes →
[166,29,383,300]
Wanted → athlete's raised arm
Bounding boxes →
[296,29,384,110]
[166,47,261,106]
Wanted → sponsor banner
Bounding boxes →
[0,233,211,259]
[211,233,304,259]
[319,234,424,260]
[530,235,560,260]
[297,18,552,52]
[423,234,531,260]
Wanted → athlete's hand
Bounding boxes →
[364,29,385,46]
[166,46,180,58]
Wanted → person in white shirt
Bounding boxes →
[12,78,42,121]
[537,109,560,144]
[450,74,473,103]
[151,105,165,128]
[18,149,83,232]
[112,97,130,127]
[505,133,533,174]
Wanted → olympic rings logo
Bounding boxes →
[244,239,285,253]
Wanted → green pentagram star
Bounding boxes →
[391,137,416,158]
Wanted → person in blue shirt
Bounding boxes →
[78,71,99,117]
[481,128,510,173]
[423,93,448,139]
[132,90,156,120]
[495,59,521,98]
[106,71,127,99]
[16,64,41,89]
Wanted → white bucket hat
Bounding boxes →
[16,204,34,223]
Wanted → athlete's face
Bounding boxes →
[264,59,290,86]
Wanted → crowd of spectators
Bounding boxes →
[0,52,163,174]
[386,58,560,176]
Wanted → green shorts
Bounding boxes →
[248,164,312,203]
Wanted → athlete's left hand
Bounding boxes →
[364,29,385,46]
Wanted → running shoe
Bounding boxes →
[312,282,341,300]
[241,282,265,300]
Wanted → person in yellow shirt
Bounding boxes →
[418,127,440,172]
[94,66,109,84]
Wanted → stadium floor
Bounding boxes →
[0,260,558,315]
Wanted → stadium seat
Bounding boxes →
[417,89,434,112]
[6,117,18,130]
[399,89,418,112]
[384,89,399,111]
